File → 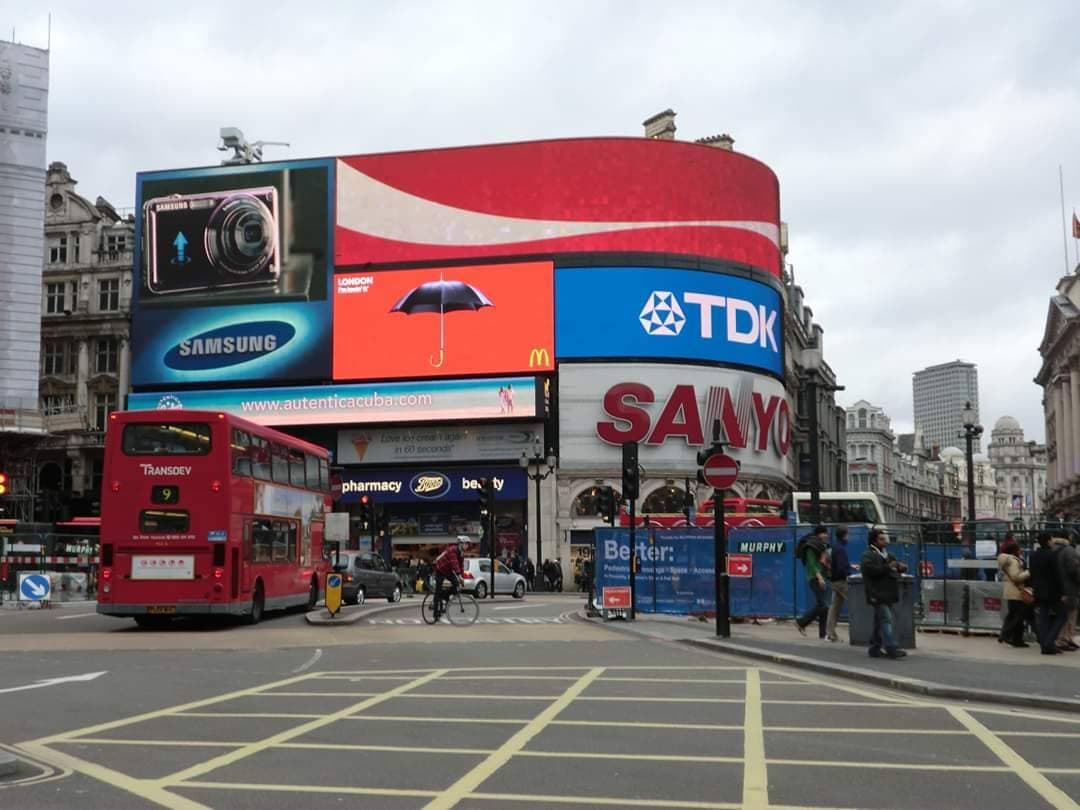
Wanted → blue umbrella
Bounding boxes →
[391,272,494,367]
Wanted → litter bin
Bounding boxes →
[847,574,917,650]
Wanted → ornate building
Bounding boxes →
[1036,272,1080,517]
[987,416,1047,527]
[35,162,134,518]
[845,400,897,523]
[892,438,962,525]
[939,446,1006,521]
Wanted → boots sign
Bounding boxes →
[558,364,793,479]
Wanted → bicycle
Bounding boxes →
[421,584,479,626]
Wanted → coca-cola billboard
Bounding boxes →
[559,364,793,481]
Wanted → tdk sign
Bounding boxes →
[556,267,783,375]
[163,321,295,370]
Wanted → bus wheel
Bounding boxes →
[247,583,265,625]
[306,578,318,611]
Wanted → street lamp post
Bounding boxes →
[961,402,984,539]
[520,438,557,592]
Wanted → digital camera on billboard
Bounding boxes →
[144,187,280,295]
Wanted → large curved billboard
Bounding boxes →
[336,138,781,275]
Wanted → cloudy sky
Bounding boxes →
[8,2,1080,442]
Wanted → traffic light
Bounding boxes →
[358,494,373,528]
[597,486,617,526]
[621,442,639,501]
[478,478,493,515]
[0,472,7,496]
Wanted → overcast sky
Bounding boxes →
[8,2,1080,443]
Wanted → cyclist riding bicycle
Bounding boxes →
[433,540,465,618]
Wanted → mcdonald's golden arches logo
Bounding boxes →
[528,347,552,368]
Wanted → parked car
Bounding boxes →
[462,557,527,599]
[334,551,403,605]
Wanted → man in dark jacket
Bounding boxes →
[860,527,907,659]
[1053,536,1080,651]
[1030,532,1065,655]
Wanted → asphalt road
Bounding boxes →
[3,596,1080,809]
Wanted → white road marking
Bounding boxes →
[56,613,99,621]
[493,604,540,610]
[0,671,107,695]
[291,648,323,674]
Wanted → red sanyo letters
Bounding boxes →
[596,382,792,456]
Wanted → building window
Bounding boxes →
[105,233,128,257]
[97,278,120,311]
[92,391,117,430]
[45,282,66,314]
[41,394,75,414]
[72,235,81,264]
[858,409,867,428]
[95,338,118,374]
[42,340,71,376]
[48,235,68,264]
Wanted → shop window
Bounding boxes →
[641,485,688,515]
[572,487,622,517]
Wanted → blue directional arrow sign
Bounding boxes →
[172,231,190,264]
[19,573,51,602]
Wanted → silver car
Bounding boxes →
[462,557,526,599]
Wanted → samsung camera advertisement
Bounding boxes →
[131,158,334,387]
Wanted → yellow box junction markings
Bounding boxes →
[15,664,1080,810]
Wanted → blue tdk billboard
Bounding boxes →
[131,158,334,387]
[555,267,783,376]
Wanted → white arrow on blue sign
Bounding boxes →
[19,573,52,602]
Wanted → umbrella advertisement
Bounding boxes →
[333,261,554,381]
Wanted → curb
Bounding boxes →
[573,611,1080,714]
[0,750,15,778]
[305,600,418,626]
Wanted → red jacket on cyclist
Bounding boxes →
[434,543,464,578]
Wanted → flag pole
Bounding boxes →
[1074,207,1079,269]
[1060,166,1071,274]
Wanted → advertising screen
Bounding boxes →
[333,261,554,381]
[131,159,334,387]
[127,376,541,427]
[558,363,793,481]
[336,139,782,275]
[556,267,782,376]
[337,424,543,465]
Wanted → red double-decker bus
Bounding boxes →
[97,410,331,627]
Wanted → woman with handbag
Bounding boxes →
[998,536,1033,648]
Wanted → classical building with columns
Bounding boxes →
[1036,272,1080,517]
[987,416,1047,526]
[35,161,134,518]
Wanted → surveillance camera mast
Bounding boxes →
[217,126,290,165]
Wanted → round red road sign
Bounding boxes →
[702,453,739,489]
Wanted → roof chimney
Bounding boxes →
[643,109,677,140]
[695,133,735,151]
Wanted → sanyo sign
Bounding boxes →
[557,364,794,477]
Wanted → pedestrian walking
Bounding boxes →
[795,525,830,638]
[1053,535,1080,652]
[825,527,852,642]
[1029,532,1066,655]
[860,527,908,659]
[525,557,535,591]
[997,536,1031,648]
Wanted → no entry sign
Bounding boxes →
[702,453,739,489]
[727,554,753,578]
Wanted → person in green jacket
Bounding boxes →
[796,525,830,638]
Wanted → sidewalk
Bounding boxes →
[583,612,1080,712]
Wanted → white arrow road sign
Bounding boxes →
[0,671,107,695]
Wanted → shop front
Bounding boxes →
[336,465,528,565]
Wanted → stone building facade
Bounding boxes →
[1036,273,1080,517]
[35,162,134,518]
[987,416,1048,527]
[845,400,897,523]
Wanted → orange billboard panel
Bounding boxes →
[333,261,554,381]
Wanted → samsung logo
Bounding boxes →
[164,321,295,370]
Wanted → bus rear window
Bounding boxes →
[140,510,190,533]
[123,424,211,456]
